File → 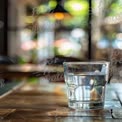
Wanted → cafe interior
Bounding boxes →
[0,0,122,121]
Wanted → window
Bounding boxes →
[7,0,122,63]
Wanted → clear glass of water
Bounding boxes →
[63,61,110,110]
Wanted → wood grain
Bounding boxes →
[0,83,121,121]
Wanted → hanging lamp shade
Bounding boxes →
[50,0,68,13]
[49,0,71,20]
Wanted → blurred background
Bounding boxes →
[0,0,122,64]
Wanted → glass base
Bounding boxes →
[68,101,104,110]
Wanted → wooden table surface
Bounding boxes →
[0,64,63,72]
[0,64,64,79]
[0,81,122,122]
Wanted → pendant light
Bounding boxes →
[49,0,71,20]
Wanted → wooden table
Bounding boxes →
[0,81,122,122]
[0,64,64,79]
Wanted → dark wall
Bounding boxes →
[0,0,8,55]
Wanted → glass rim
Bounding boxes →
[63,61,110,65]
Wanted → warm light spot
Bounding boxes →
[21,41,36,51]
[21,85,33,91]
[72,3,83,11]
[71,28,85,38]
[54,13,65,20]
[54,38,81,56]
[64,0,88,16]
[54,39,68,47]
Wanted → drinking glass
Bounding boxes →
[63,61,110,110]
